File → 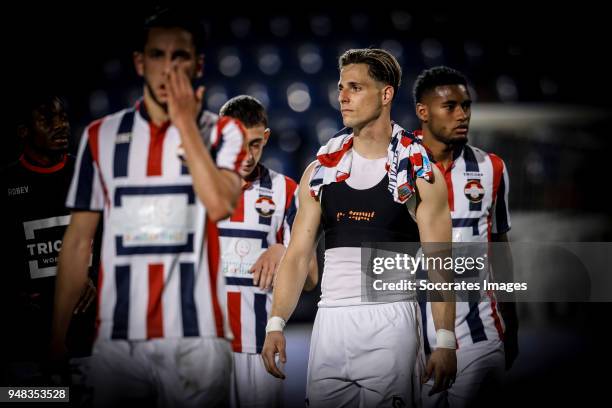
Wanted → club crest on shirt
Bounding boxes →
[464,180,485,203]
[255,196,276,217]
[397,182,413,202]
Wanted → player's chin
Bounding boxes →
[450,133,468,144]
[48,141,69,151]
[239,167,254,178]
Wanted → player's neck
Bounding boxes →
[143,89,170,126]
[23,145,65,167]
[352,113,392,159]
[421,128,454,169]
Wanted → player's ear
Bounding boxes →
[382,85,394,106]
[263,128,271,145]
[133,51,144,77]
[416,103,428,122]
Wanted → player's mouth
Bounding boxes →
[50,130,70,144]
[454,125,469,135]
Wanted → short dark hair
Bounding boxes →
[140,7,206,53]
[219,95,268,128]
[338,48,402,99]
[412,66,468,105]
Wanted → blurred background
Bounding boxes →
[5,4,611,406]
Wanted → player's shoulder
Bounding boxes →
[91,107,134,129]
[467,144,505,164]
[265,165,298,190]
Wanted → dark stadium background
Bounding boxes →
[5,4,611,407]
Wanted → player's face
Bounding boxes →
[239,125,270,178]
[422,85,471,145]
[338,63,388,130]
[135,27,203,110]
[27,98,70,152]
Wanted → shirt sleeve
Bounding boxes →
[65,120,106,212]
[280,177,299,247]
[210,116,247,173]
[490,154,511,234]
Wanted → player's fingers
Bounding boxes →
[169,65,182,97]
[261,348,274,374]
[80,288,96,313]
[73,297,84,314]
[195,86,205,104]
[279,342,287,364]
[264,264,274,290]
[429,370,444,396]
[252,263,262,285]
[175,65,192,96]
[73,284,89,314]
[263,348,283,379]
[260,261,273,290]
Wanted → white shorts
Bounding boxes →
[421,340,504,408]
[306,302,424,408]
[230,352,283,408]
[91,337,232,408]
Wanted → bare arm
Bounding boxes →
[415,165,456,394]
[303,253,319,291]
[51,211,100,357]
[416,165,454,331]
[166,66,242,221]
[269,163,321,319]
[262,162,321,378]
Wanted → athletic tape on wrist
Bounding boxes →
[266,316,286,333]
[436,329,457,349]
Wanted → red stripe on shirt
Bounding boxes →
[436,162,455,212]
[206,217,225,337]
[230,192,245,222]
[147,263,165,339]
[87,119,111,208]
[227,292,242,352]
[488,154,504,241]
[147,122,169,176]
[88,119,103,163]
[277,176,298,243]
[488,290,505,341]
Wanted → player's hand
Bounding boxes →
[73,278,96,314]
[166,64,205,127]
[250,244,285,290]
[261,331,287,379]
[422,348,456,396]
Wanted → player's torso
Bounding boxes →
[318,153,420,307]
[445,145,499,243]
[218,167,292,353]
[4,157,75,287]
[2,157,77,358]
[424,145,505,350]
[91,107,225,340]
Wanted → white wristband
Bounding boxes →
[436,329,456,349]
[266,316,286,333]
